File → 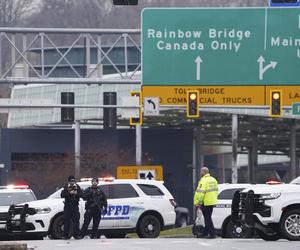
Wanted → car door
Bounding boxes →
[105,183,142,228]
[91,184,111,229]
[213,188,244,229]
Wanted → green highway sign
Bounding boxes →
[292,103,300,115]
[142,8,300,86]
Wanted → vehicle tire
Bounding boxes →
[280,209,300,241]
[21,234,44,240]
[225,221,252,238]
[50,215,73,239]
[104,233,126,238]
[137,215,161,238]
[192,224,204,238]
[255,229,281,241]
[177,216,188,228]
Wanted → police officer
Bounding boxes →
[81,177,108,239]
[61,175,83,239]
[193,167,218,239]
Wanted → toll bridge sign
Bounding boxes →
[142,8,300,86]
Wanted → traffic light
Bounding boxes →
[270,90,282,117]
[186,90,199,118]
[113,0,138,5]
[271,0,297,3]
[270,0,298,5]
[61,92,74,123]
[103,92,117,129]
[130,91,142,126]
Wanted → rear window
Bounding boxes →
[137,184,164,196]
[218,188,244,200]
[109,184,139,199]
[0,192,35,206]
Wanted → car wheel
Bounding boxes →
[50,215,73,239]
[225,221,252,238]
[137,215,161,238]
[177,216,188,227]
[255,229,281,241]
[280,209,300,241]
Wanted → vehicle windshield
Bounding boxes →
[290,176,300,185]
[0,192,36,206]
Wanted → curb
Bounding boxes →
[0,243,27,250]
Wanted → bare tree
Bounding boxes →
[29,0,113,28]
[0,0,39,104]
[0,0,37,26]
[9,143,155,198]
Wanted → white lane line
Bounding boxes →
[198,242,212,246]
[172,240,189,243]
[133,241,148,244]
[231,247,246,250]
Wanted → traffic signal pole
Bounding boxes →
[193,127,203,220]
[232,114,238,184]
[75,120,81,180]
[136,124,142,166]
[290,120,296,180]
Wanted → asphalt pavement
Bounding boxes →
[2,238,300,250]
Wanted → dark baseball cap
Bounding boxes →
[68,175,75,182]
[92,177,99,183]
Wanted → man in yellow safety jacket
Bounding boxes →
[193,167,218,239]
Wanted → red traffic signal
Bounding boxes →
[186,90,199,118]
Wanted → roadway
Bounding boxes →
[2,238,300,250]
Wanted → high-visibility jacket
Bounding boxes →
[193,174,218,206]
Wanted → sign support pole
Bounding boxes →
[136,124,142,166]
[290,120,296,180]
[192,128,202,220]
[248,132,258,183]
[75,120,81,179]
[232,114,238,183]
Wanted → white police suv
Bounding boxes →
[7,178,176,239]
[193,183,256,238]
[0,185,36,238]
[232,176,300,241]
[213,183,256,238]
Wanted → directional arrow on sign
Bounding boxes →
[146,172,154,180]
[257,56,277,80]
[194,56,203,81]
[138,170,156,180]
[147,99,156,110]
[144,97,159,116]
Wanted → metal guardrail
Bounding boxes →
[0,28,141,84]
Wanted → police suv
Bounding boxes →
[7,178,176,239]
[232,176,300,241]
[211,183,261,238]
[193,183,257,238]
[0,185,37,238]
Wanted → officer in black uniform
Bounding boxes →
[61,175,83,239]
[81,177,108,239]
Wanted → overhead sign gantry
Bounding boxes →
[142,8,300,107]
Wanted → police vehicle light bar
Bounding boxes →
[80,177,115,182]
[266,179,283,185]
[0,185,29,189]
